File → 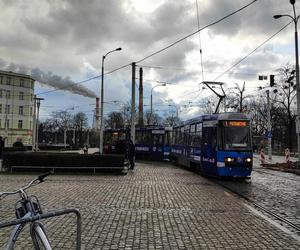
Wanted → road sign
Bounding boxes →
[265,131,272,139]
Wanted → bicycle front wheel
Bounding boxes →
[30,222,52,250]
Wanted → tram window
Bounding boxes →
[194,123,202,146]
[184,125,189,145]
[202,127,217,149]
[172,129,177,144]
[165,131,171,145]
[136,131,143,144]
[189,124,196,146]
[153,134,163,145]
[221,126,251,150]
[111,132,119,143]
[179,126,184,144]
[175,128,180,144]
[144,131,151,144]
[104,132,111,144]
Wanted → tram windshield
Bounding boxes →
[220,121,251,150]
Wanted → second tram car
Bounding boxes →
[171,113,252,178]
[104,126,172,161]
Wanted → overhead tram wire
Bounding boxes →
[34,1,256,98]
[213,21,292,81]
[160,21,293,102]
[135,0,258,64]
[136,65,279,77]
[34,0,257,98]
[195,0,204,82]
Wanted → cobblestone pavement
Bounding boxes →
[215,162,300,235]
[1,162,300,249]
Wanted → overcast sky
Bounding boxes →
[0,0,297,124]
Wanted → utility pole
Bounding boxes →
[266,90,272,160]
[131,62,136,143]
[32,95,37,151]
[138,67,144,127]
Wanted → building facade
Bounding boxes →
[0,71,34,147]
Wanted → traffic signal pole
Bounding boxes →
[266,90,272,160]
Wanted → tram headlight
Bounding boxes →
[224,157,234,163]
[245,157,252,163]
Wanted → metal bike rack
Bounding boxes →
[0,208,81,250]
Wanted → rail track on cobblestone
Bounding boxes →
[253,168,300,182]
[213,179,300,233]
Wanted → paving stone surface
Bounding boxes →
[0,162,299,249]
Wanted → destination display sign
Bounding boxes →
[223,121,248,127]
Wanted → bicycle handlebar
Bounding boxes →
[0,171,53,198]
[38,171,53,182]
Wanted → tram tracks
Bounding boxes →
[253,168,300,182]
[213,179,300,234]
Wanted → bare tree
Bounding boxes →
[73,112,88,146]
[105,111,124,129]
[272,65,297,149]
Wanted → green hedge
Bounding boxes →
[3,152,125,169]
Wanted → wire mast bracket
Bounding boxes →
[201,81,225,114]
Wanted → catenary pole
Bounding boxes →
[131,62,136,143]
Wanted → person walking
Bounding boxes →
[127,139,135,170]
[83,144,88,154]
[0,136,4,159]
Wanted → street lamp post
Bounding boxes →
[99,47,122,155]
[150,83,166,124]
[35,97,44,151]
[274,0,300,162]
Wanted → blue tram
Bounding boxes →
[171,113,252,178]
[104,126,172,161]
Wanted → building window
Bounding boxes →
[0,76,3,84]
[6,90,10,99]
[0,119,1,128]
[19,91,24,100]
[0,89,2,98]
[19,106,24,115]
[6,77,11,85]
[0,104,2,113]
[5,105,10,114]
[30,121,32,129]
[20,79,25,87]
[18,120,23,129]
[30,107,33,116]
[31,94,33,102]
[31,80,34,89]
[5,119,9,129]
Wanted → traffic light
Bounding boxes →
[270,75,275,87]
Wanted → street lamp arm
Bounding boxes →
[151,83,166,94]
[104,48,122,59]
[274,14,294,20]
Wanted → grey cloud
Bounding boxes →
[199,0,292,37]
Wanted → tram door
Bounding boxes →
[202,122,217,176]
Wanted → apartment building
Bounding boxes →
[0,71,34,146]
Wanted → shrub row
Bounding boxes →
[3,152,125,169]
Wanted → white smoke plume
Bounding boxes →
[0,59,97,98]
